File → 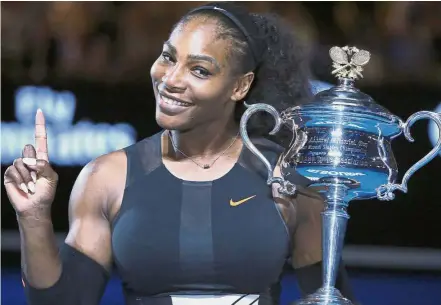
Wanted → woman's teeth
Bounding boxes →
[162,96,191,107]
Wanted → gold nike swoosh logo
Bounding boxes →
[230,195,256,207]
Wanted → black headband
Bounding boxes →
[186,3,263,68]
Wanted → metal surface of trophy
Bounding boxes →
[240,46,441,305]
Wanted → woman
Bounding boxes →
[4,2,356,305]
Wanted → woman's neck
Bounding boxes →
[168,120,240,159]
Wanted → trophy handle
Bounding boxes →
[240,103,297,195]
[377,111,441,200]
[283,125,308,164]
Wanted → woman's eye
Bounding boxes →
[192,67,211,78]
[161,52,174,62]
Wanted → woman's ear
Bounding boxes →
[230,72,255,102]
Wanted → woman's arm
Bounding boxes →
[21,152,125,305]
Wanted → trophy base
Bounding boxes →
[294,287,353,305]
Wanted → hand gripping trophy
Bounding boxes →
[240,46,441,305]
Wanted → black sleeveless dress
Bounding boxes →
[111,132,311,305]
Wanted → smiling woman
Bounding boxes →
[6,2,356,305]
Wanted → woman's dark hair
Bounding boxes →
[177,2,312,145]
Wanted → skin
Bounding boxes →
[4,17,323,294]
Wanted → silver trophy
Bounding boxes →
[240,46,441,305]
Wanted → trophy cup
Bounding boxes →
[240,46,441,305]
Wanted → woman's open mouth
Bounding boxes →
[158,93,193,115]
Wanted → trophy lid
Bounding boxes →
[292,46,402,135]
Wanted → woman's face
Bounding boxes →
[151,17,251,131]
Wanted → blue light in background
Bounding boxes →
[1,86,137,166]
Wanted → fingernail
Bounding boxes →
[23,158,37,166]
[31,171,37,183]
[20,183,29,194]
[28,182,35,193]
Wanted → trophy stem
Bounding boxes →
[295,182,353,305]
[321,184,350,290]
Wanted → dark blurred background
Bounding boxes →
[2,2,441,305]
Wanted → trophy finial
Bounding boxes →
[330,46,371,80]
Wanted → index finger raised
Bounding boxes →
[35,109,49,162]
